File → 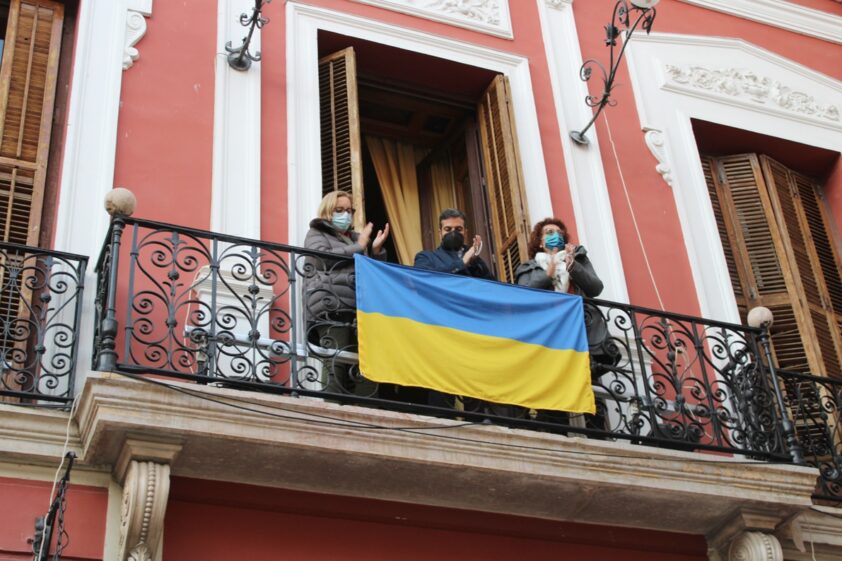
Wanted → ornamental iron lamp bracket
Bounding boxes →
[225,0,271,71]
[31,452,76,561]
[570,0,658,145]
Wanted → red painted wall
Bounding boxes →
[113,0,216,229]
[164,477,709,561]
[0,477,107,560]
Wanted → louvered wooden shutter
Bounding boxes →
[705,154,842,379]
[476,75,530,283]
[761,156,842,379]
[318,47,364,229]
[0,0,62,246]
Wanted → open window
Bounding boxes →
[0,0,65,399]
[316,35,531,281]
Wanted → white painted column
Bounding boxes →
[211,0,263,239]
[536,0,629,303]
[54,0,133,392]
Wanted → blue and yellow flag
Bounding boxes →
[355,255,595,413]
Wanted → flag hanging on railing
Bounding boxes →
[355,255,595,413]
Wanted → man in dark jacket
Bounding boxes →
[413,208,493,279]
[413,208,497,413]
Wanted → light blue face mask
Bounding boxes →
[543,231,565,251]
[331,211,352,232]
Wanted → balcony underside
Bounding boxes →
[70,372,816,536]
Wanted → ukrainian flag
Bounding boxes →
[355,255,595,413]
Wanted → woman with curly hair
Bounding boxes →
[515,218,613,428]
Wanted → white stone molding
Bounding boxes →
[123,0,153,70]
[54,0,130,393]
[544,0,572,8]
[642,127,673,188]
[211,0,262,240]
[778,508,842,561]
[351,0,513,39]
[707,510,789,561]
[624,33,842,324]
[664,65,840,126]
[117,461,170,561]
[728,532,783,561]
[677,0,842,46]
[535,0,629,302]
[286,2,552,246]
[114,438,181,561]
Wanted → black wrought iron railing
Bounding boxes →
[775,369,842,502]
[0,242,87,405]
[92,217,840,500]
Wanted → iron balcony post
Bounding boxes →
[95,218,126,372]
[758,326,805,464]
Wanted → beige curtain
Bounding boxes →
[365,136,424,264]
[429,155,458,236]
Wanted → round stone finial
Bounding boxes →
[105,188,137,217]
[747,306,774,329]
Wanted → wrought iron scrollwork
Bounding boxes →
[0,243,87,405]
[225,0,271,71]
[570,0,657,145]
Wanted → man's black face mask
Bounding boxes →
[441,231,464,251]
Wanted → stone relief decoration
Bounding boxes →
[352,0,513,38]
[545,0,572,9]
[124,0,153,70]
[642,127,673,188]
[118,461,171,561]
[728,532,783,561]
[664,64,840,123]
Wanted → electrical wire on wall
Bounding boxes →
[602,111,666,311]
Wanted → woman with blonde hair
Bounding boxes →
[303,190,389,396]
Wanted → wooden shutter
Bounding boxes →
[318,47,365,229]
[476,75,530,283]
[0,0,62,246]
[705,154,842,379]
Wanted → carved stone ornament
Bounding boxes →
[118,461,171,561]
[642,127,673,188]
[124,1,153,70]
[664,64,840,123]
[545,0,572,8]
[351,0,512,37]
[728,532,783,561]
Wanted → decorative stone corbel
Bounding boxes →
[707,509,787,561]
[642,127,674,188]
[124,0,153,70]
[114,437,182,561]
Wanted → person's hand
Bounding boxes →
[462,235,482,265]
[372,223,390,253]
[546,251,558,279]
[357,222,374,247]
[563,243,575,269]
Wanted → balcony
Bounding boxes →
[0,242,87,406]
[78,216,839,506]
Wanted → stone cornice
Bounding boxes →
[677,0,842,45]
[74,373,818,534]
[0,403,83,465]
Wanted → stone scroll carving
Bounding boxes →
[118,461,171,561]
[642,127,673,188]
[124,1,153,70]
[728,532,783,561]
[664,64,840,123]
